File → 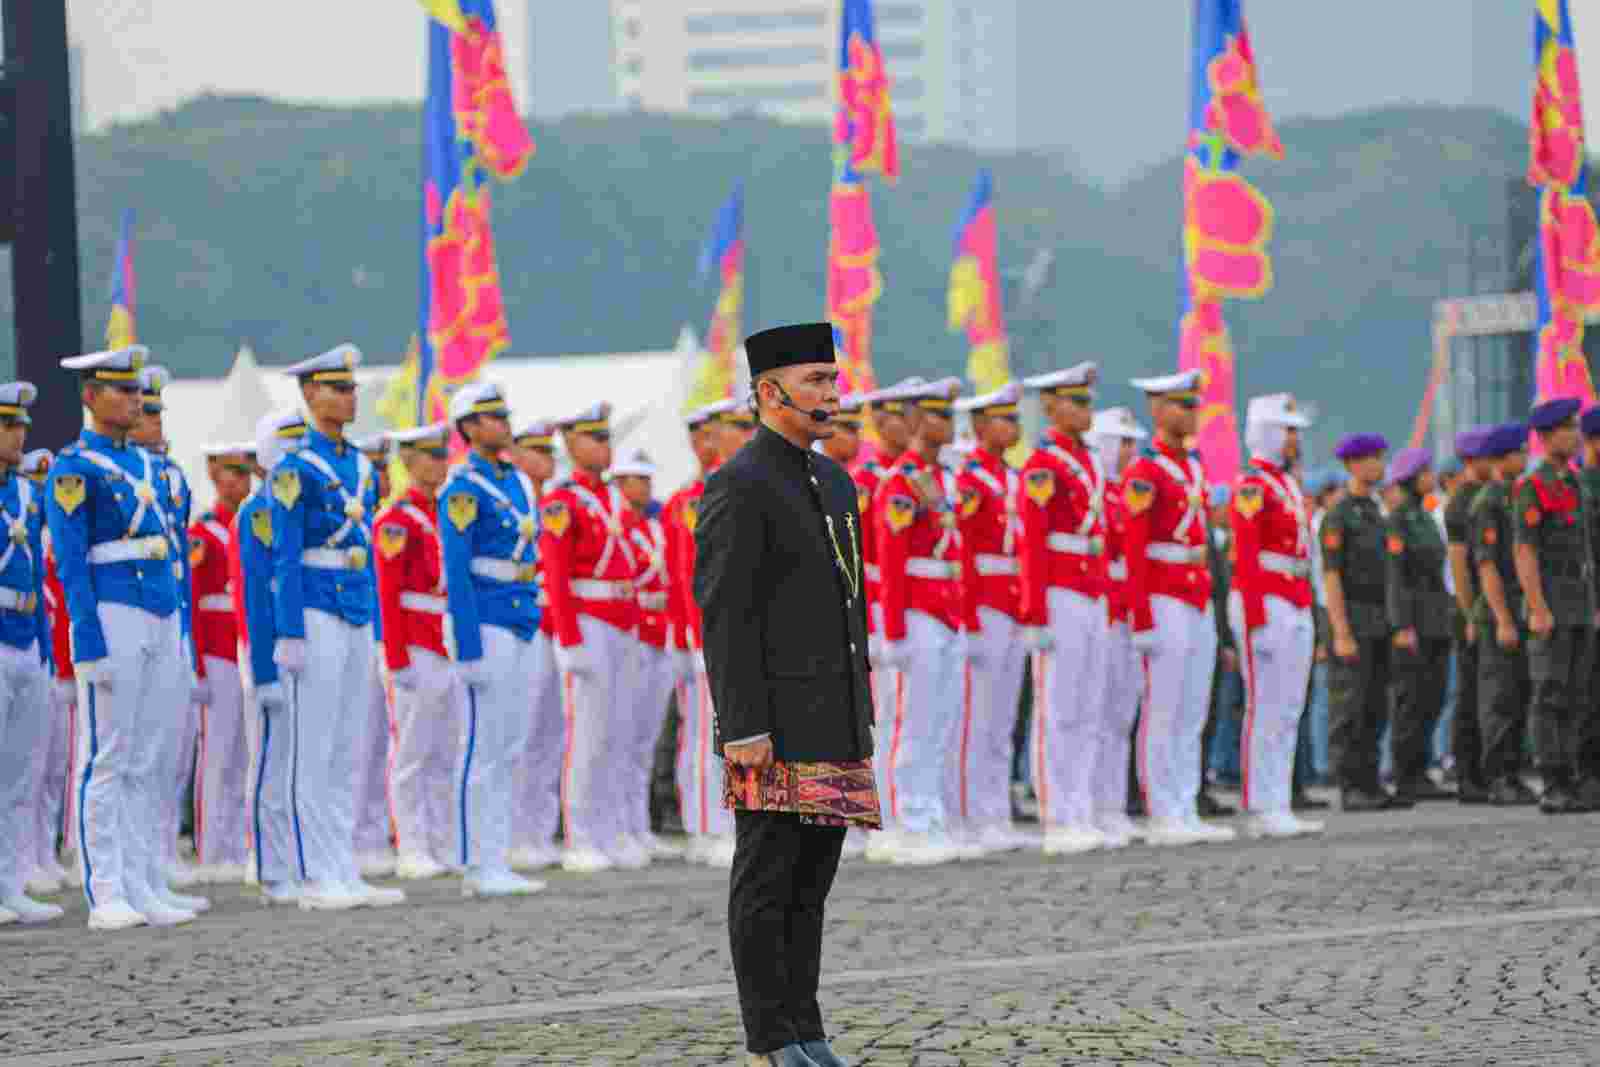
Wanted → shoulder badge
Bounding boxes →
[542,498,571,537]
[682,498,698,534]
[189,538,205,568]
[251,506,273,547]
[1482,525,1498,546]
[53,474,86,516]
[856,488,869,516]
[1125,478,1154,515]
[447,491,478,532]
[959,485,982,519]
[1235,483,1264,518]
[885,494,917,534]
[1322,528,1342,551]
[1386,533,1405,555]
[1524,505,1542,527]
[378,523,409,560]
[272,467,301,509]
[1024,468,1055,506]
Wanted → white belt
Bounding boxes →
[88,535,170,565]
[975,554,1019,577]
[197,594,233,613]
[905,558,958,580]
[1146,542,1205,565]
[302,546,369,570]
[1047,532,1103,556]
[1258,551,1311,579]
[572,578,635,600]
[1107,560,1128,581]
[400,591,447,614]
[470,557,538,584]
[0,587,37,613]
[863,562,881,582]
[639,590,668,611]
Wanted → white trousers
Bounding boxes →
[390,647,461,863]
[162,681,202,869]
[353,653,393,855]
[560,615,633,853]
[194,656,248,866]
[247,681,299,885]
[883,610,962,836]
[455,625,534,873]
[628,641,674,838]
[0,640,46,898]
[76,604,186,908]
[510,631,563,853]
[288,609,373,886]
[960,607,1026,831]
[1229,593,1314,817]
[21,662,67,878]
[1030,589,1110,831]
[675,657,731,837]
[1136,596,1218,822]
[1095,620,1141,821]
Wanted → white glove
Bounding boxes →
[73,659,114,691]
[273,638,308,677]
[874,640,909,671]
[456,658,491,691]
[191,675,211,705]
[53,679,76,706]
[1131,628,1161,655]
[390,665,419,692]
[553,642,595,679]
[255,681,287,712]
[1021,626,1055,652]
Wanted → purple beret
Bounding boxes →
[1529,396,1581,431]
[1482,422,1528,457]
[1582,406,1600,437]
[1384,446,1433,487]
[1334,432,1389,461]
[1454,425,1492,459]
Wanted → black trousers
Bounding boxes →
[1452,626,1485,786]
[1527,626,1596,780]
[1389,637,1451,786]
[1477,629,1530,779]
[729,811,846,1054]
[1328,637,1390,792]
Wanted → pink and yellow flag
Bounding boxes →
[1529,0,1600,407]
[1179,0,1281,487]
[948,169,1011,392]
[827,0,898,393]
[415,0,533,429]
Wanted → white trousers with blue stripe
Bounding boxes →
[0,638,46,899]
[289,609,373,887]
[454,624,533,874]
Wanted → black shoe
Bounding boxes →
[1291,791,1330,812]
[1574,775,1600,810]
[1487,776,1539,806]
[1340,788,1392,812]
[800,1040,850,1067]
[1197,791,1237,818]
[1382,790,1416,810]
[1539,781,1586,815]
[750,1045,822,1067]
[1455,778,1491,804]
[1394,778,1455,802]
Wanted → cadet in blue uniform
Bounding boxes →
[48,346,196,930]
[439,382,545,897]
[351,431,397,877]
[0,382,61,925]
[269,344,402,911]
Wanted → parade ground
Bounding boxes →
[0,794,1595,1066]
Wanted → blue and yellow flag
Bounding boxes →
[687,183,746,409]
[105,208,138,349]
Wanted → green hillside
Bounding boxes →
[0,96,1545,456]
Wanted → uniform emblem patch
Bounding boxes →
[856,489,869,516]
[378,523,408,560]
[959,485,982,519]
[683,498,699,534]
[885,494,917,534]
[447,492,478,532]
[251,507,273,547]
[1235,484,1264,518]
[189,539,205,567]
[1024,468,1055,507]
[1482,526,1498,546]
[52,474,85,515]
[542,499,571,537]
[271,468,301,509]
[1125,478,1154,515]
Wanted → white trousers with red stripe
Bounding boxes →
[454,625,534,873]
[194,656,249,866]
[511,630,564,853]
[959,607,1026,832]
[627,640,674,838]
[1095,619,1140,821]
[1136,596,1217,823]
[675,656,732,838]
[353,652,393,855]
[560,615,634,854]
[0,640,47,899]
[390,647,462,863]
[884,609,962,835]
[1031,588,1110,831]
[1228,592,1313,817]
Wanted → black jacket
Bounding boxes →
[693,424,875,763]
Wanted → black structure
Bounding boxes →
[2,0,84,450]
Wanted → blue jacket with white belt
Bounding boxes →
[269,428,377,638]
[439,451,541,662]
[0,472,49,655]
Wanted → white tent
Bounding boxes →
[164,347,698,514]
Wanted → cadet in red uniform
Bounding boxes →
[952,383,1028,853]
[542,402,641,873]
[818,392,864,468]
[1229,394,1321,838]
[1087,407,1148,847]
[188,443,253,880]
[373,424,457,879]
[1124,370,1233,846]
[871,377,968,866]
[1017,363,1112,855]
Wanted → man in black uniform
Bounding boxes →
[1469,421,1538,805]
[1444,427,1494,802]
[1512,397,1596,815]
[1576,406,1600,807]
[1322,433,1413,811]
[695,322,879,1067]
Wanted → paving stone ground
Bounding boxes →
[3,797,1599,1065]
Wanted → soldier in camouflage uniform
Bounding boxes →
[1321,433,1412,811]
[1382,448,1455,803]
[1576,407,1600,807]
[1511,398,1596,815]
[1468,421,1538,806]
[1443,427,1495,802]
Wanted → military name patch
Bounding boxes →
[542,499,571,537]
[885,494,917,534]
[271,467,301,509]
[378,523,408,559]
[53,474,85,515]
[1024,468,1055,507]
[1125,478,1154,515]
[447,491,478,532]
[1235,484,1264,518]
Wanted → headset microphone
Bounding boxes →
[774,383,831,424]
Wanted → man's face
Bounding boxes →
[821,424,861,464]
[404,443,450,491]
[130,408,164,446]
[1159,394,1199,438]
[871,408,910,453]
[565,428,612,472]
[208,454,253,506]
[1051,392,1094,434]
[1349,453,1386,485]
[615,473,652,509]
[1502,450,1528,480]
[1414,469,1436,497]
[759,362,840,446]
[85,381,141,434]
[1281,426,1302,466]
[464,411,511,452]
[0,420,27,466]
[716,420,756,458]
[689,424,719,468]
[974,411,1020,453]
[304,380,358,427]
[510,440,556,482]
[1546,419,1580,459]
[919,409,953,448]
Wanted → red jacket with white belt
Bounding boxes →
[1122,439,1213,632]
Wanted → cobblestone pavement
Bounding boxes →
[3,798,1599,1065]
